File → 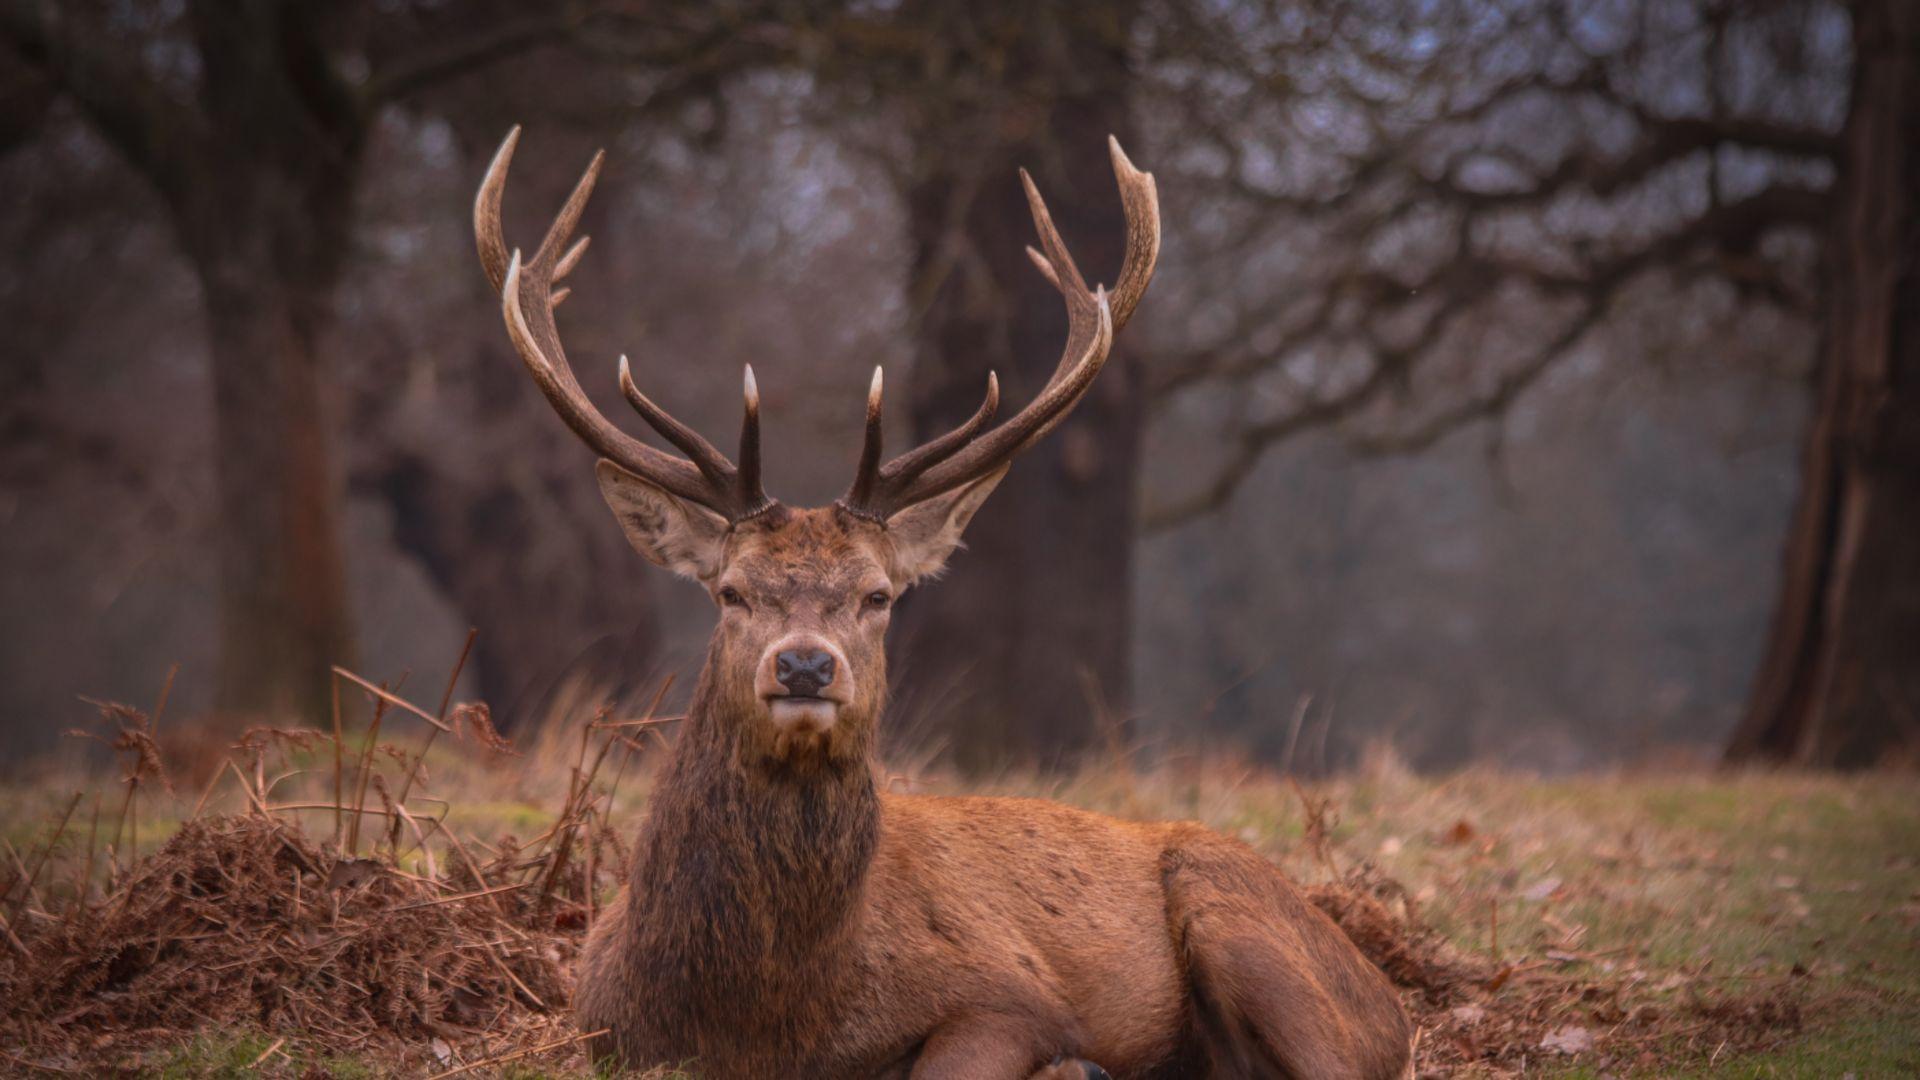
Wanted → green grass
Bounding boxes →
[136,1028,685,1079]
[146,1030,378,1079]
[6,749,1916,1077]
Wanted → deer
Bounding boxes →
[473,127,1414,1080]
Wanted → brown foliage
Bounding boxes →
[1308,866,1490,1004]
[1306,861,1807,1075]
[0,813,596,1067]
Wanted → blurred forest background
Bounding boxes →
[1,0,1913,774]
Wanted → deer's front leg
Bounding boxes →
[908,1015,1111,1080]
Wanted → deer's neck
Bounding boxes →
[618,667,879,1047]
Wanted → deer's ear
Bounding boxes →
[596,460,730,582]
[883,464,1010,584]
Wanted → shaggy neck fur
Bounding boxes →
[611,653,881,1069]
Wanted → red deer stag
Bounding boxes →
[474,127,1414,1079]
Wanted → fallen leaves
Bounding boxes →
[1448,1004,1488,1025]
[1520,876,1563,902]
[1539,1024,1593,1054]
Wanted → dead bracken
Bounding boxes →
[0,659,634,1076]
[0,813,603,1071]
[1307,866,1491,1003]
[1305,863,1810,1076]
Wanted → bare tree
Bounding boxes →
[1137,0,1839,523]
[883,3,1147,768]
[1727,0,1920,765]
[1128,1,1910,762]
[0,1,587,721]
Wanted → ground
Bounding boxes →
[1,696,1915,1078]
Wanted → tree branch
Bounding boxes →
[1140,183,1828,531]
[276,2,362,141]
[0,0,205,192]
[363,11,583,105]
[1432,113,1839,212]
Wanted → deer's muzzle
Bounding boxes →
[756,634,854,746]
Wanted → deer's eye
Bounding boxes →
[864,590,892,611]
[718,586,746,608]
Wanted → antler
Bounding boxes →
[476,127,775,521]
[838,136,1159,521]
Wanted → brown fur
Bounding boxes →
[574,507,1414,1079]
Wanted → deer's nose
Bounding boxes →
[775,649,836,698]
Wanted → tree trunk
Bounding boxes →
[7,1,666,726]
[199,262,354,721]
[1727,0,1920,766]
[371,446,664,724]
[892,5,1140,770]
[165,1,369,724]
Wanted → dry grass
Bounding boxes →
[1,668,1915,1077]
[0,664,647,1077]
[941,750,1918,1077]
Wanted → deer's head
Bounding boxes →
[475,129,1158,765]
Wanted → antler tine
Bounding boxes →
[897,288,1114,506]
[1020,169,1106,385]
[738,365,769,514]
[474,126,521,292]
[837,370,1001,519]
[1019,167,1092,298]
[840,137,1156,520]
[1104,135,1161,331]
[616,357,737,487]
[1025,245,1061,291]
[556,235,591,280]
[500,252,703,507]
[480,128,773,520]
[844,367,887,511]
[533,148,603,275]
[549,237,591,307]
[877,372,999,485]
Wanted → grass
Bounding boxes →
[1018,759,1917,1076]
[149,1032,379,1080]
[3,715,1916,1077]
